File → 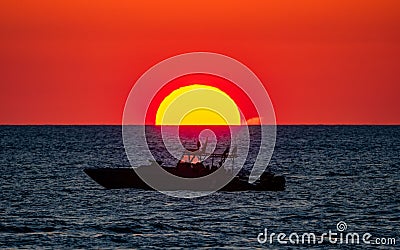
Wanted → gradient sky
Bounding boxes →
[1,1,399,124]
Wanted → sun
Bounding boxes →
[156,84,241,125]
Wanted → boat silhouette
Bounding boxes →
[84,142,285,192]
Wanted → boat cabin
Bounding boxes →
[176,145,236,173]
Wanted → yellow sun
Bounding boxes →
[156,84,241,125]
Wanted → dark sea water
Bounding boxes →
[0,126,399,249]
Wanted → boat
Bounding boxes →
[84,142,285,192]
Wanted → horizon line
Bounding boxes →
[0,123,399,126]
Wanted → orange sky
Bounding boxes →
[0,0,399,124]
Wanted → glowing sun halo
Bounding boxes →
[155,84,241,125]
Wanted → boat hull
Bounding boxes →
[84,167,285,191]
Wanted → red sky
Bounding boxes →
[0,0,399,124]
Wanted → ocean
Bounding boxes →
[0,126,399,249]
